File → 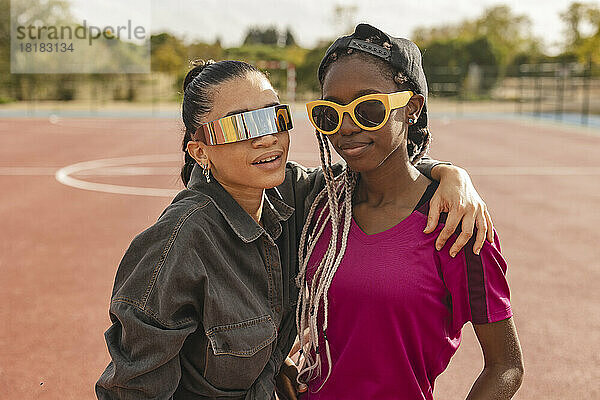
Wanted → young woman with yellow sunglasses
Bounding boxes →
[294,24,523,400]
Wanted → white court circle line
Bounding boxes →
[53,154,600,197]
[55,154,183,197]
[53,152,325,198]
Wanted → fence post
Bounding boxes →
[534,64,542,117]
[286,63,296,103]
[581,58,591,126]
[152,73,157,117]
[556,64,565,121]
[456,66,463,117]
[517,65,523,115]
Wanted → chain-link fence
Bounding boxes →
[427,62,600,126]
[1,62,599,125]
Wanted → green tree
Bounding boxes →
[419,36,500,96]
[243,26,279,46]
[464,37,499,92]
[413,5,537,68]
[0,0,11,99]
[473,6,534,66]
[295,43,330,95]
[560,2,600,63]
[187,41,224,63]
[151,32,187,74]
[285,28,296,47]
[3,0,74,100]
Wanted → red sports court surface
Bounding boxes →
[0,111,598,399]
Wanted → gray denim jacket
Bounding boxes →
[95,157,441,400]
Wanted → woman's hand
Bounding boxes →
[424,164,494,257]
[275,357,300,400]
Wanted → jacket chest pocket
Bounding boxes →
[204,315,277,391]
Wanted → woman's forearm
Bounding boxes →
[466,364,524,400]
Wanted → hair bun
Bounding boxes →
[183,59,215,91]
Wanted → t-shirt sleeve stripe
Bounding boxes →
[463,236,489,324]
[463,230,512,324]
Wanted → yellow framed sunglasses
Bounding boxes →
[306,91,414,135]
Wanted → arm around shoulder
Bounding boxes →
[415,154,452,180]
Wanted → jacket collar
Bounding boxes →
[186,163,294,242]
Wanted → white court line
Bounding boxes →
[0,167,60,175]
[74,166,179,176]
[469,167,600,176]
[0,166,179,176]
[55,154,182,197]
[0,155,594,198]
[7,165,600,177]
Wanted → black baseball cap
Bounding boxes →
[318,23,429,128]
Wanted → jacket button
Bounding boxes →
[275,305,281,313]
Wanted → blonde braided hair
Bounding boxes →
[295,129,358,390]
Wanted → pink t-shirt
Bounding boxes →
[304,182,512,400]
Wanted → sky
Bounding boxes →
[66,0,591,55]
